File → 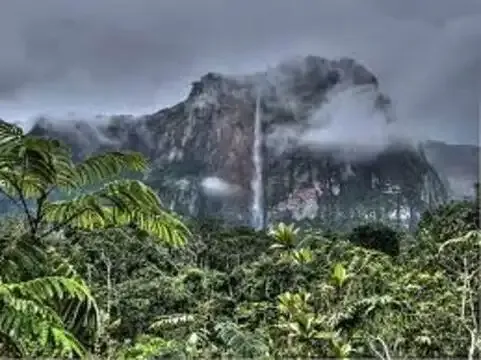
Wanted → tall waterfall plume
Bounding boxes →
[251,90,264,229]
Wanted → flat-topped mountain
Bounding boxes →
[18,55,478,228]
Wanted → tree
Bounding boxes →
[0,121,189,243]
[0,121,190,358]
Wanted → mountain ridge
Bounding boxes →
[4,55,479,227]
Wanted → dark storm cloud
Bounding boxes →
[0,0,479,144]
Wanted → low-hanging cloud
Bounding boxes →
[200,176,242,198]
[0,0,479,144]
[265,82,413,162]
[300,85,398,160]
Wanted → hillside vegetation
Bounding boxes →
[0,121,480,359]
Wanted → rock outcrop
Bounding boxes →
[25,55,476,229]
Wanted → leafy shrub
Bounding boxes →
[347,222,401,256]
[417,200,479,245]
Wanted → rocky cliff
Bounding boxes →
[25,55,478,229]
[423,141,479,200]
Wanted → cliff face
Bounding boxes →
[423,141,479,200]
[26,55,476,229]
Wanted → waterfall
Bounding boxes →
[251,91,264,229]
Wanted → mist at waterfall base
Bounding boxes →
[265,83,415,162]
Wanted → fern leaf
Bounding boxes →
[0,281,89,358]
[0,233,47,281]
[0,122,24,155]
[42,180,190,245]
[73,152,148,187]
[0,170,46,199]
[98,179,162,213]
[109,209,189,246]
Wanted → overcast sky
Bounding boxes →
[0,0,479,145]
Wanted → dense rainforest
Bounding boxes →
[0,121,480,359]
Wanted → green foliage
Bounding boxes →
[348,222,402,256]
[409,200,480,271]
[0,122,190,358]
[0,121,189,245]
[0,120,479,358]
[417,200,479,246]
[0,276,97,358]
[42,212,480,359]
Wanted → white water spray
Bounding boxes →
[251,90,264,229]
